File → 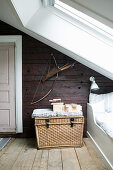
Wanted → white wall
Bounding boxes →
[11,0,42,25]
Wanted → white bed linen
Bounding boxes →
[95,112,113,139]
[89,92,113,112]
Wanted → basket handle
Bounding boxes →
[70,118,74,127]
[46,119,49,128]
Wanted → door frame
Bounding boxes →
[0,36,22,133]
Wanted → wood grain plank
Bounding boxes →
[48,149,62,170]
[84,138,108,170]
[0,138,15,158]
[11,139,37,170]
[31,150,42,170]
[32,150,48,170]
[0,137,111,169]
[61,148,80,170]
[0,138,26,170]
[75,144,98,170]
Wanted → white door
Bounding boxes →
[0,43,16,132]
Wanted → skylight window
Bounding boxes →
[54,0,113,43]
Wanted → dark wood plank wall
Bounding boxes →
[0,20,113,137]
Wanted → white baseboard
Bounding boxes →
[87,131,113,170]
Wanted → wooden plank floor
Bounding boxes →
[0,138,108,170]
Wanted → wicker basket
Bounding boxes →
[35,116,84,149]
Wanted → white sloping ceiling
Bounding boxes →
[11,0,42,26]
[59,0,113,29]
[0,0,113,80]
